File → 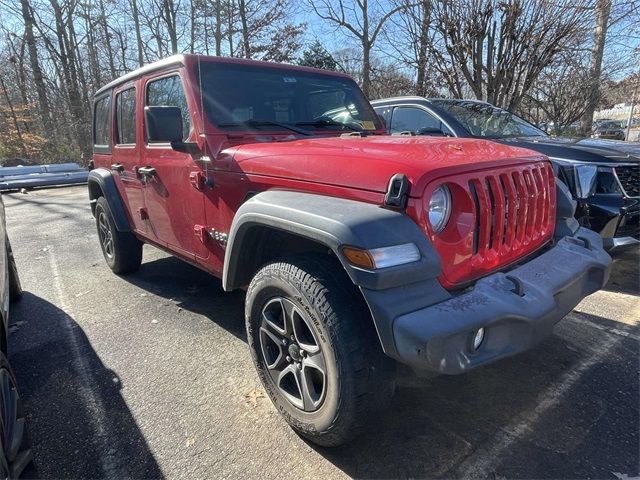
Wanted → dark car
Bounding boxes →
[0,194,32,478]
[592,120,625,140]
[372,97,639,252]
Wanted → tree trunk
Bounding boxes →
[131,0,145,67]
[581,0,611,133]
[415,1,430,97]
[215,0,223,56]
[19,0,53,135]
[361,0,370,98]
[98,0,117,79]
[238,0,251,58]
[0,74,28,158]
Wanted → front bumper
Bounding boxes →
[392,227,611,374]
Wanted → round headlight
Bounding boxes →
[428,185,451,233]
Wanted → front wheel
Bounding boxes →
[246,255,395,447]
[95,197,142,274]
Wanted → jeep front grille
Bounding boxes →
[615,165,640,197]
[427,162,556,289]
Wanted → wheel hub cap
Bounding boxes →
[288,344,302,362]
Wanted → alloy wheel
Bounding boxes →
[259,297,327,412]
[97,212,114,258]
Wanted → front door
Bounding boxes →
[141,72,208,260]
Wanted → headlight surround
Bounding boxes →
[428,185,452,233]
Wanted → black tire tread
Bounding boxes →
[95,197,142,274]
[246,254,395,447]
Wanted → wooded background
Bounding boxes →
[0,0,638,164]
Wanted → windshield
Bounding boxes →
[197,61,382,134]
[432,100,546,139]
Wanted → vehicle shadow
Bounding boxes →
[120,254,639,479]
[604,249,639,296]
[122,253,247,342]
[9,292,164,480]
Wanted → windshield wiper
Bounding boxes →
[218,120,313,136]
[295,119,363,132]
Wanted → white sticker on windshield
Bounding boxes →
[283,77,297,83]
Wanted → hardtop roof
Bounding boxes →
[93,54,353,98]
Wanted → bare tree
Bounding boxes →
[18,0,53,134]
[422,0,591,110]
[580,0,611,132]
[308,0,407,97]
[526,55,592,134]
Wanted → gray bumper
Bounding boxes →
[392,227,611,374]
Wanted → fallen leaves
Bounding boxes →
[244,388,266,408]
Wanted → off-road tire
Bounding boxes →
[246,254,395,447]
[95,197,142,274]
[7,238,22,302]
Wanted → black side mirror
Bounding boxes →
[144,106,200,154]
[416,126,448,137]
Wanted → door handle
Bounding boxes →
[111,163,124,173]
[137,166,156,177]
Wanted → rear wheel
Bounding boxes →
[0,352,32,479]
[95,197,142,274]
[246,255,395,447]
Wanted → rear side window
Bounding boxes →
[93,94,112,150]
[116,87,136,145]
[146,75,191,141]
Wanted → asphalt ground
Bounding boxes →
[4,185,639,480]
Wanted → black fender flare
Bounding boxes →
[87,169,132,232]
[223,190,451,358]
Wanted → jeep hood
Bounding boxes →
[222,136,546,196]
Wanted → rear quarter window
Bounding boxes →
[116,87,137,145]
[93,94,112,153]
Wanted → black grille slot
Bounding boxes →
[616,165,640,197]
[469,180,480,254]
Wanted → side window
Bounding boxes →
[116,87,136,145]
[146,75,191,141]
[390,107,450,135]
[93,94,111,149]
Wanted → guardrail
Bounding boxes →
[0,163,88,191]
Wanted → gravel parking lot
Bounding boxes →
[5,185,639,479]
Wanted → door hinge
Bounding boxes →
[189,171,206,190]
[194,224,207,244]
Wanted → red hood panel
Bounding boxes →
[224,135,548,196]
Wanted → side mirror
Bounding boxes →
[417,126,447,137]
[144,106,200,154]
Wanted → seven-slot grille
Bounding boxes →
[615,164,639,197]
[429,161,556,289]
[469,162,555,261]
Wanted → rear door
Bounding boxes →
[141,72,208,259]
[112,83,147,234]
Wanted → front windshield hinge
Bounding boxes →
[384,173,410,209]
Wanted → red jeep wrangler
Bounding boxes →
[88,55,611,446]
